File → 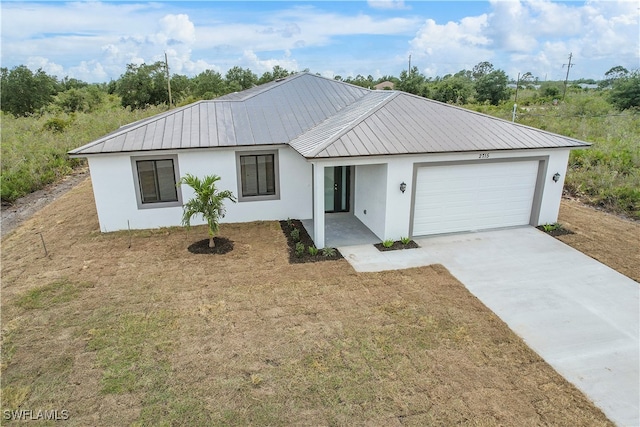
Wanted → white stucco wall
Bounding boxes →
[311,147,574,245]
[353,164,387,240]
[87,144,573,241]
[86,145,312,232]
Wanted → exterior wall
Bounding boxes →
[353,164,387,240]
[87,145,312,232]
[311,147,574,245]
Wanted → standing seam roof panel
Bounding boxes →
[206,103,219,147]
[388,98,441,152]
[356,115,400,155]
[129,120,149,152]
[179,107,192,149]
[230,104,254,145]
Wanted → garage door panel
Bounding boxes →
[413,161,538,236]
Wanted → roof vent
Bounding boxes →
[275,77,287,82]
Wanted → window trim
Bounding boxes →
[131,155,183,209]
[235,150,280,202]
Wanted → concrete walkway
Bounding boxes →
[339,227,639,427]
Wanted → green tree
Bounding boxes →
[169,74,191,104]
[116,62,168,110]
[225,66,257,91]
[472,61,494,80]
[431,75,473,104]
[192,69,225,99]
[601,65,629,88]
[179,174,237,248]
[609,70,640,110]
[53,85,104,113]
[475,70,510,105]
[1,65,59,116]
[258,65,292,84]
[397,66,427,96]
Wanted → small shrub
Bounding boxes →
[308,246,319,256]
[322,247,336,257]
[541,223,562,232]
[42,117,70,133]
[286,217,293,227]
[400,237,411,245]
[382,239,394,248]
[295,242,305,257]
[290,228,300,242]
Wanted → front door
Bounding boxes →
[324,166,350,213]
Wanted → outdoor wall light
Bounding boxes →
[552,172,561,183]
[400,182,407,193]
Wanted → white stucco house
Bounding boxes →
[69,73,589,248]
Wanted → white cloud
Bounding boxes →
[409,0,639,79]
[241,50,299,75]
[26,57,65,77]
[409,16,492,76]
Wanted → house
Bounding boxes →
[69,73,589,248]
[374,81,395,90]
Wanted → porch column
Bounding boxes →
[312,163,325,249]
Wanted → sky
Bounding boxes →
[1,0,638,83]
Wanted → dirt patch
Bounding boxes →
[0,179,617,426]
[1,167,89,238]
[557,196,640,283]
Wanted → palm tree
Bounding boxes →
[178,174,236,248]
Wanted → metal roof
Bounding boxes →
[69,72,590,158]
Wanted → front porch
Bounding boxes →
[301,213,380,248]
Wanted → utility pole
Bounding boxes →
[165,52,172,107]
[408,54,411,76]
[562,52,574,101]
[513,72,520,122]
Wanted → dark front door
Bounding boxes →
[324,166,350,213]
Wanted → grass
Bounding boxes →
[468,90,640,219]
[0,97,166,203]
[0,180,619,426]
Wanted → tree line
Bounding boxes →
[2,61,638,117]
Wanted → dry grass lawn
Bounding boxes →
[1,179,628,426]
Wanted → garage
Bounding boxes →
[412,160,540,236]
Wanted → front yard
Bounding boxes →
[1,179,627,425]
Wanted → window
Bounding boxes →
[236,151,280,201]
[132,156,182,209]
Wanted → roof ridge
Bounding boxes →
[299,91,397,158]
[216,73,306,101]
[216,72,373,102]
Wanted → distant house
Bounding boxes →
[70,73,589,248]
[374,81,394,90]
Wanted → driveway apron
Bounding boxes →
[339,227,639,427]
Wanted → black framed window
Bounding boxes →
[240,154,276,197]
[136,159,179,204]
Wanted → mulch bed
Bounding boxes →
[536,226,575,237]
[187,237,234,254]
[374,240,420,252]
[279,219,342,263]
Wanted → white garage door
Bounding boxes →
[412,161,539,236]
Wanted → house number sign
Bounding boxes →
[478,153,490,159]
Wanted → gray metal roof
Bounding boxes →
[305,92,590,158]
[69,72,589,158]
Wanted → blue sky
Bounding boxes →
[1,1,638,83]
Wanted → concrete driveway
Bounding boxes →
[339,227,639,427]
